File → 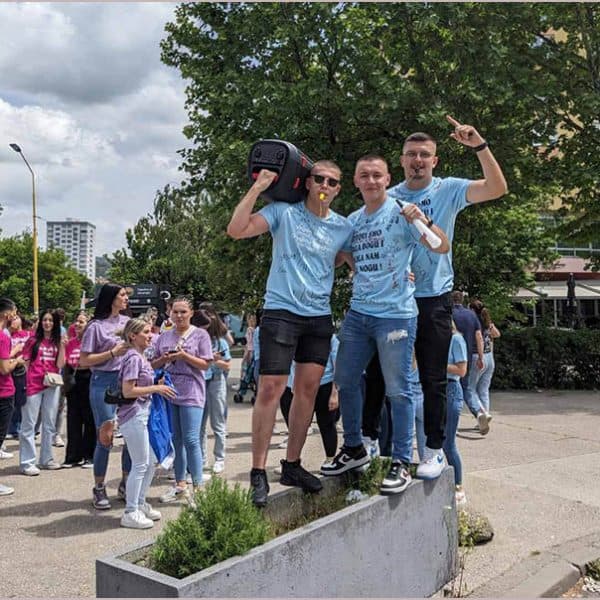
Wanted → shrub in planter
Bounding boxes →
[148,477,270,578]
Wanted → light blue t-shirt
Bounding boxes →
[204,337,231,381]
[388,176,471,298]
[344,196,418,319]
[447,332,468,381]
[287,334,340,388]
[259,201,353,316]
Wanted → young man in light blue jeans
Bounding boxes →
[322,155,449,495]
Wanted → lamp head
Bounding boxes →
[9,143,22,153]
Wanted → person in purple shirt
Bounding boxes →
[79,284,131,511]
[151,296,213,506]
[118,318,177,529]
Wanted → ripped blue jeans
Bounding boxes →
[335,309,417,464]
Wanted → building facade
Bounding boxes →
[46,219,96,281]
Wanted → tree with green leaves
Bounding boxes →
[0,233,93,316]
[117,3,600,318]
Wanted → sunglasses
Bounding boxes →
[311,174,340,187]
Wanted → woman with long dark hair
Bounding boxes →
[0,298,27,494]
[79,283,131,510]
[19,309,66,475]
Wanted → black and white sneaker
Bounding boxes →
[320,445,370,476]
[280,459,323,493]
[380,462,411,495]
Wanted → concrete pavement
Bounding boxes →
[0,359,599,597]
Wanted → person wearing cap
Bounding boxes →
[227,160,352,507]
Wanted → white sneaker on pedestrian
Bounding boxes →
[416,446,446,480]
[21,465,40,476]
[40,460,61,470]
[486,412,492,423]
[477,411,490,435]
[0,483,14,496]
[52,434,65,448]
[0,449,14,459]
[159,485,186,503]
[212,460,225,474]
[120,510,154,529]
[140,502,162,521]
[362,436,380,459]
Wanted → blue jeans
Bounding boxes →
[170,404,204,485]
[335,310,417,464]
[412,381,426,462]
[201,375,227,463]
[468,352,495,413]
[462,356,483,417]
[443,379,463,486]
[89,371,131,478]
[20,386,60,468]
[119,407,155,513]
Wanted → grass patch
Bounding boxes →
[587,558,600,580]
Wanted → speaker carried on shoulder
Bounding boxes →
[247,139,314,203]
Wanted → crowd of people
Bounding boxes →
[0,115,507,526]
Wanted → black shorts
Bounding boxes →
[259,309,334,375]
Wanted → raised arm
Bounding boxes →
[446,115,508,204]
[226,169,276,239]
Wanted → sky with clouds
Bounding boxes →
[0,2,189,256]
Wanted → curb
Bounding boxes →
[470,532,600,597]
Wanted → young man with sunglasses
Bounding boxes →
[322,155,450,494]
[227,161,352,507]
[383,115,508,480]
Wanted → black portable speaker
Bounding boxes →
[247,139,314,203]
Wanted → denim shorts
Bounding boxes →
[259,309,334,375]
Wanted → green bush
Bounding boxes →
[493,327,600,390]
[148,478,271,579]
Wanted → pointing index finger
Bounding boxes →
[446,115,461,128]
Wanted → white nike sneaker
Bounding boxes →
[415,446,446,480]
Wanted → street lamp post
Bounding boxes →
[9,143,39,315]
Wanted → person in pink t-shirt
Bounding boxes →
[19,309,66,476]
[0,298,27,496]
[6,313,31,438]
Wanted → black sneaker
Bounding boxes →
[320,445,370,476]
[250,468,269,508]
[380,462,411,495]
[279,459,323,493]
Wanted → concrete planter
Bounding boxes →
[97,467,457,597]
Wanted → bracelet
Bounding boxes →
[109,350,114,359]
[473,141,488,153]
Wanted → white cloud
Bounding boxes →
[0,2,189,257]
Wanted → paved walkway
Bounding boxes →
[1,359,599,597]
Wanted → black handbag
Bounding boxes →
[104,387,134,406]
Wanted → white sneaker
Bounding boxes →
[477,411,490,435]
[120,510,154,529]
[486,412,492,423]
[0,483,14,496]
[140,502,162,521]
[52,434,65,448]
[159,485,186,503]
[416,446,446,480]
[362,436,380,459]
[40,460,61,470]
[0,449,14,459]
[212,460,225,474]
[21,465,40,476]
